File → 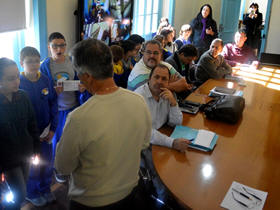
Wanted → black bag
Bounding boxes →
[200,95,245,124]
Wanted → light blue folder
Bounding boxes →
[170,125,218,152]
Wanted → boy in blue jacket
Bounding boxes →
[40,32,83,183]
[19,47,58,207]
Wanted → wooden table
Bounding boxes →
[152,66,280,209]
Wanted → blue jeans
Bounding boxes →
[52,107,77,162]
[26,141,53,198]
[4,162,30,210]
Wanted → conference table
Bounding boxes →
[152,65,280,209]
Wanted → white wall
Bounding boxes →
[244,0,268,21]
[265,0,280,54]
[46,0,77,52]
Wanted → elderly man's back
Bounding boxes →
[55,88,151,207]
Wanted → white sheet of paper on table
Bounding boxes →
[195,130,215,147]
[221,181,268,210]
[63,80,80,91]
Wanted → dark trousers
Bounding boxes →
[4,162,30,210]
[26,141,53,198]
[69,185,151,210]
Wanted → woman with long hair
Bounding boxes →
[189,4,218,57]
[243,3,263,55]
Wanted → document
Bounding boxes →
[170,125,218,152]
[195,130,215,148]
[209,86,243,97]
[63,80,80,91]
[221,181,268,210]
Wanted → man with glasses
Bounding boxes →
[40,32,81,184]
[127,40,192,92]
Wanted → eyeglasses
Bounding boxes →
[6,75,19,82]
[24,60,40,65]
[51,43,66,49]
[144,50,160,56]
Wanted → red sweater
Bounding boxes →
[222,43,257,67]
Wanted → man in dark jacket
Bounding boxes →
[165,44,198,84]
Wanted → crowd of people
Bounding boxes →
[0,3,262,210]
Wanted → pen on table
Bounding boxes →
[242,187,262,201]
[189,138,195,142]
[232,188,252,200]
[231,192,249,208]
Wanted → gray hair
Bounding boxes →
[70,39,113,79]
[211,38,224,47]
[142,40,163,52]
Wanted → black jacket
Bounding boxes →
[0,90,40,171]
[243,12,263,48]
[190,15,218,56]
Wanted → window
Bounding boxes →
[0,0,46,71]
[132,0,161,40]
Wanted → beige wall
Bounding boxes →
[46,0,77,52]
[173,0,221,34]
[45,0,279,54]
[265,0,280,54]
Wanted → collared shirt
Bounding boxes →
[135,83,183,148]
[127,58,182,91]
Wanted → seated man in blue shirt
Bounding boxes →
[135,63,191,152]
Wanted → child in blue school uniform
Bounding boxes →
[40,32,82,183]
[0,57,40,210]
[19,47,58,207]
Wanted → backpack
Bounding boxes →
[200,95,245,124]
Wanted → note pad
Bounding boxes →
[195,130,215,148]
[170,125,218,152]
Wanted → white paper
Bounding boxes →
[221,181,268,210]
[40,124,50,138]
[63,80,80,91]
[194,130,215,147]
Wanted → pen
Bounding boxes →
[231,192,249,208]
[189,138,195,141]
[232,188,251,200]
[242,187,262,201]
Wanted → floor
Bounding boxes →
[21,183,68,210]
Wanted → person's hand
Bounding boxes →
[251,60,259,69]
[206,27,214,36]
[159,88,177,106]
[254,13,258,18]
[169,74,179,83]
[44,131,54,143]
[55,86,63,95]
[235,62,241,67]
[249,13,254,18]
[79,83,86,93]
[172,138,191,152]
[178,78,193,90]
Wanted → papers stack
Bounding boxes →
[225,75,247,86]
[170,125,218,152]
[221,181,268,210]
[209,86,243,97]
